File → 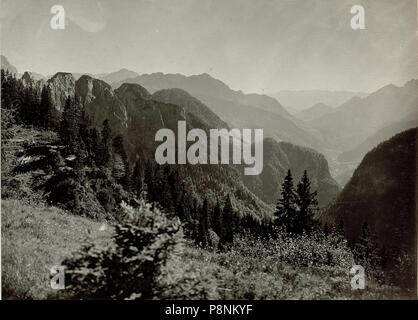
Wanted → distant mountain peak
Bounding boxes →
[1,54,18,74]
[47,72,76,111]
[115,82,152,100]
[21,71,33,83]
[404,79,418,88]
[97,68,139,84]
[49,72,74,81]
[297,103,334,122]
[152,87,229,129]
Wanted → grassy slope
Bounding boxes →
[1,200,112,299]
[185,245,411,300]
[2,199,411,300]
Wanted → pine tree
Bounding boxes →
[60,96,78,147]
[143,159,154,201]
[353,222,381,271]
[295,170,319,233]
[39,85,57,129]
[20,86,39,125]
[89,127,102,166]
[97,119,112,167]
[274,169,297,233]
[212,199,223,237]
[197,198,210,248]
[158,166,174,212]
[220,194,234,247]
[112,135,131,189]
[131,160,143,197]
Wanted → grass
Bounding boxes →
[2,199,411,299]
[184,241,410,299]
[1,199,113,299]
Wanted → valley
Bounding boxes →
[1,54,417,299]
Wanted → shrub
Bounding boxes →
[61,200,184,299]
[61,200,217,299]
[232,227,354,269]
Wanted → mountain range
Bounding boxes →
[310,80,418,153]
[17,69,341,215]
[110,72,326,152]
[5,54,417,216]
[269,90,368,114]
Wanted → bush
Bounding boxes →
[61,200,183,299]
[61,200,217,299]
[231,227,354,269]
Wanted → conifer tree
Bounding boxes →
[220,194,234,246]
[143,159,154,201]
[60,96,78,147]
[20,86,39,125]
[131,160,143,197]
[97,119,112,167]
[212,199,223,238]
[295,170,319,233]
[112,135,131,189]
[39,85,57,129]
[353,222,381,271]
[197,198,210,248]
[274,169,297,233]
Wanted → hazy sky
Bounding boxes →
[1,0,416,93]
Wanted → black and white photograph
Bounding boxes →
[0,0,417,303]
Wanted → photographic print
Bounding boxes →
[0,0,417,303]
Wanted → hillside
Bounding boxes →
[152,88,229,129]
[243,138,340,207]
[322,128,417,288]
[4,198,409,300]
[1,200,112,299]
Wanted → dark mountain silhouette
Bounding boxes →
[243,138,340,207]
[297,103,334,122]
[152,88,229,130]
[111,72,325,151]
[311,80,418,152]
[75,75,129,133]
[321,128,417,286]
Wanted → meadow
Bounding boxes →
[2,199,410,300]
